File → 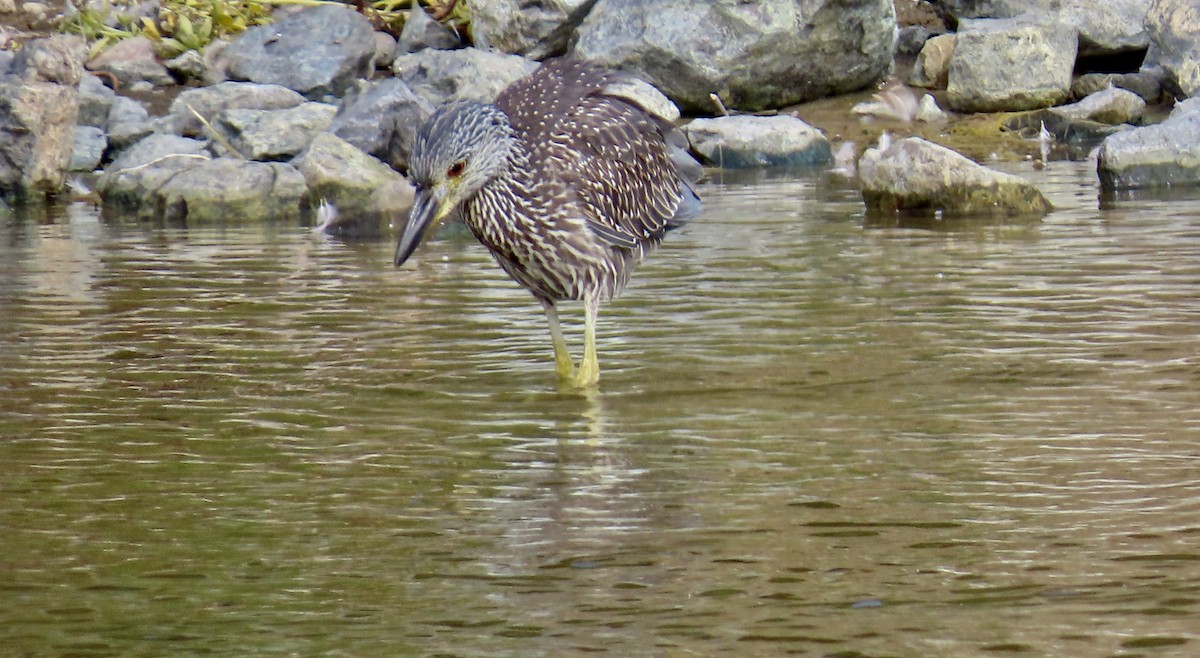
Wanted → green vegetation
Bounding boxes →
[58,0,467,60]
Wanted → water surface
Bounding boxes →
[2,161,1198,657]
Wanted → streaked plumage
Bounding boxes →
[394,59,701,387]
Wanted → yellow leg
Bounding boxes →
[540,298,575,380]
[574,298,600,387]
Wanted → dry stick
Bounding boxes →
[186,103,244,160]
[111,153,212,176]
[710,93,730,117]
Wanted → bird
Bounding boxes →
[393,59,702,387]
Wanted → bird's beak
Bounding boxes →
[394,186,439,267]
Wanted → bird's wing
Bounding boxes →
[545,93,687,248]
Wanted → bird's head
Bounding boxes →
[394,100,516,267]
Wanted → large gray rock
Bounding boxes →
[392,47,537,106]
[471,0,594,57]
[1097,99,1200,190]
[12,34,87,85]
[164,82,306,137]
[327,78,432,171]
[573,0,896,113]
[156,159,310,223]
[0,78,78,198]
[934,0,1150,56]
[946,18,1077,112]
[106,95,154,151]
[685,115,831,169]
[97,133,212,218]
[77,73,116,127]
[292,132,412,221]
[1146,0,1200,98]
[859,136,1053,218]
[86,35,175,88]
[220,4,376,99]
[214,102,338,161]
[70,125,107,172]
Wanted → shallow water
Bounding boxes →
[2,160,1198,657]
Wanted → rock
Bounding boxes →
[471,0,594,57]
[574,0,896,113]
[934,0,1150,57]
[12,34,87,85]
[1097,100,1200,190]
[0,79,78,198]
[916,94,948,122]
[86,36,175,88]
[392,47,537,106]
[96,133,212,218]
[1052,87,1146,125]
[909,34,955,89]
[327,78,432,171]
[1146,0,1200,98]
[897,25,938,57]
[859,136,1053,218]
[0,52,13,76]
[220,4,376,99]
[215,101,338,161]
[373,31,397,69]
[1004,110,1128,148]
[604,76,680,122]
[77,73,115,127]
[684,115,832,168]
[106,95,154,151]
[292,132,412,222]
[164,50,209,83]
[1071,72,1162,103]
[165,82,306,137]
[396,4,462,53]
[70,125,107,172]
[946,18,1077,113]
[156,159,309,223]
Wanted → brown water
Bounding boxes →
[2,160,1198,657]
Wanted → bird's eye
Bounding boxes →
[446,161,466,178]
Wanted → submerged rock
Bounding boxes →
[573,0,896,113]
[97,133,212,219]
[156,159,309,223]
[684,115,832,169]
[947,17,1077,112]
[1097,99,1200,190]
[220,3,376,99]
[859,136,1052,218]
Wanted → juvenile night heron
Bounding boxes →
[394,59,702,387]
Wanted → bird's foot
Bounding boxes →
[554,356,576,381]
[572,356,599,388]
